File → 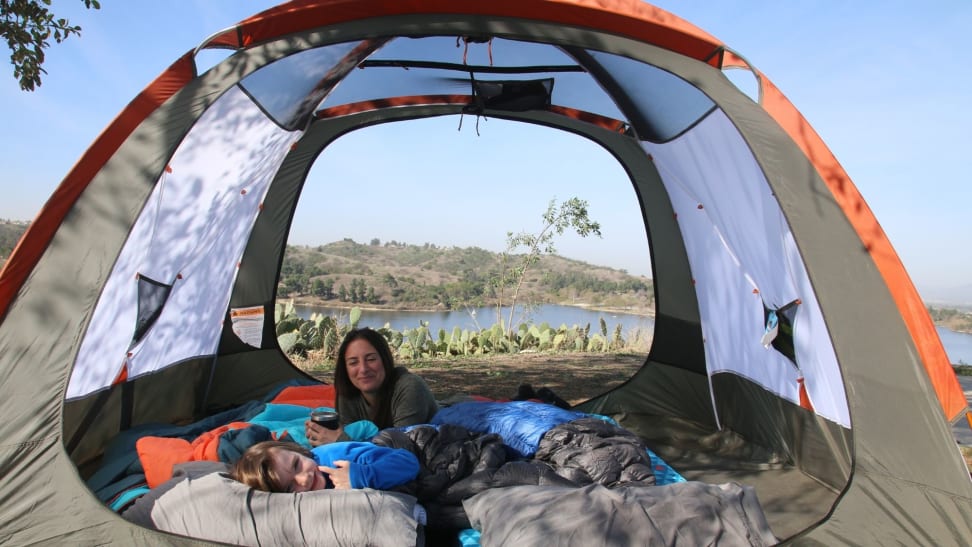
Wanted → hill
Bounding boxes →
[0,219,30,269]
[280,238,654,314]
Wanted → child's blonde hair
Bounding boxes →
[230,440,314,492]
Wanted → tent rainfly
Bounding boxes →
[1,0,971,544]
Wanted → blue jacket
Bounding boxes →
[312,442,419,489]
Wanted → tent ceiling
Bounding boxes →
[236,35,714,140]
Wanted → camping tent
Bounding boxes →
[1,0,971,543]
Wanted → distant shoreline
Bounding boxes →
[287,297,656,319]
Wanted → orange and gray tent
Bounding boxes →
[1,0,970,543]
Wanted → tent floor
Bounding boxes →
[617,412,839,542]
[670,451,836,541]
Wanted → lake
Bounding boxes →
[938,327,972,365]
[295,304,972,364]
[295,304,656,336]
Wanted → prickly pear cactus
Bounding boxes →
[278,332,300,354]
[588,333,607,352]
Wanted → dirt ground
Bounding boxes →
[307,351,647,406]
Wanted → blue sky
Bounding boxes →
[2,1,970,300]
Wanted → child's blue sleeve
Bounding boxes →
[313,442,419,489]
[348,445,419,489]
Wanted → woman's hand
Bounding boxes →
[304,420,343,446]
[319,460,352,489]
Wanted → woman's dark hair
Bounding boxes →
[333,327,399,428]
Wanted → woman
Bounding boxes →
[305,327,439,446]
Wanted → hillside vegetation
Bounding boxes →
[929,307,972,335]
[0,219,30,269]
[280,238,654,314]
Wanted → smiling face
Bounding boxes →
[268,447,328,492]
[344,338,387,395]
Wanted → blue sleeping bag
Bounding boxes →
[431,400,590,457]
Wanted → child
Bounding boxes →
[231,439,419,493]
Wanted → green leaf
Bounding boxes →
[278,332,300,354]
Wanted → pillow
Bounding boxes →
[121,460,228,527]
[123,463,420,546]
[463,482,777,547]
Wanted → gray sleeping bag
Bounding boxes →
[463,481,778,547]
[122,462,421,546]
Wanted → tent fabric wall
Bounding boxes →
[752,72,965,422]
[70,87,301,399]
[0,0,970,544]
[645,110,849,427]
